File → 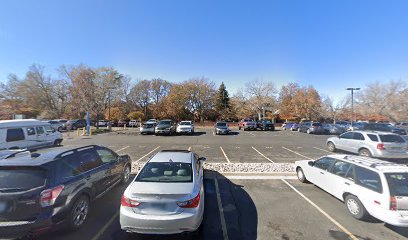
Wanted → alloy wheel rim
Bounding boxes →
[124,167,130,182]
[297,170,304,180]
[347,199,360,215]
[73,200,89,226]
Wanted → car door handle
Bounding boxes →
[345,182,350,186]
[320,172,324,175]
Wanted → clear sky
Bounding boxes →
[1,0,407,102]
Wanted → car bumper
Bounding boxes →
[378,211,408,227]
[373,150,408,159]
[0,217,54,239]
[140,129,155,133]
[155,130,171,134]
[244,126,256,130]
[216,130,230,135]
[177,129,193,134]
[120,207,202,234]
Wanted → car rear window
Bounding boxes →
[136,162,193,183]
[312,123,322,126]
[379,135,405,143]
[385,173,408,196]
[159,120,171,125]
[216,122,227,127]
[0,167,47,191]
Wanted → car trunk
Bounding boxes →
[0,167,47,222]
[386,173,408,211]
[380,135,407,153]
[127,182,194,216]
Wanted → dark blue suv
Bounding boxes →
[0,145,131,239]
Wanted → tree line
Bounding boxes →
[0,64,406,122]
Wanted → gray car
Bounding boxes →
[214,121,230,135]
[326,131,408,159]
[120,150,205,235]
[155,119,176,135]
[140,123,156,135]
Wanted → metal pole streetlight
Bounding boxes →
[346,87,360,128]
[108,90,112,131]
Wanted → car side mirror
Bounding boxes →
[198,157,206,161]
[308,161,314,167]
[117,155,129,162]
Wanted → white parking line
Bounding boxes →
[282,147,313,160]
[90,212,119,240]
[247,132,256,136]
[281,179,358,240]
[115,146,129,153]
[251,146,275,163]
[219,147,231,163]
[214,177,229,240]
[135,146,161,163]
[226,175,297,180]
[313,146,333,154]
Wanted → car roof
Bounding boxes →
[325,154,408,173]
[351,130,399,136]
[0,145,101,167]
[0,119,51,129]
[149,150,193,164]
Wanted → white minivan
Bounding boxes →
[0,119,63,150]
[296,155,408,227]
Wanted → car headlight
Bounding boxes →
[166,128,171,130]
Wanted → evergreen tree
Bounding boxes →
[216,82,231,118]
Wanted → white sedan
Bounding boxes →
[120,150,205,235]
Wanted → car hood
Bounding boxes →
[156,124,171,128]
[295,160,312,167]
[216,126,228,129]
[127,181,195,195]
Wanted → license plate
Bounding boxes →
[151,203,166,210]
[0,202,7,213]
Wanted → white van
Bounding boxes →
[0,119,63,150]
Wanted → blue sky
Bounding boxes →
[1,0,407,103]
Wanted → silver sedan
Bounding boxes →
[120,150,205,235]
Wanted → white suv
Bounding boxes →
[295,155,408,227]
[327,131,408,159]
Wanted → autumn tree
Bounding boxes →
[128,80,151,117]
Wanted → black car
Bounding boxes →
[0,145,131,239]
[257,120,275,131]
[363,123,407,135]
[66,119,87,130]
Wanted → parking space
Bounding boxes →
[35,127,408,240]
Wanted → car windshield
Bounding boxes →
[143,124,153,127]
[217,122,227,127]
[0,167,47,191]
[263,120,272,124]
[312,123,322,126]
[385,173,408,196]
[136,162,193,183]
[180,122,191,125]
[379,135,405,143]
[159,120,171,125]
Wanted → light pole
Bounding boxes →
[108,90,112,131]
[346,87,360,128]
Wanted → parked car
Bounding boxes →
[129,120,141,127]
[326,131,408,159]
[116,120,128,127]
[290,123,299,131]
[0,145,131,239]
[176,121,195,135]
[155,119,176,135]
[139,123,156,135]
[363,123,407,136]
[95,120,108,127]
[120,150,205,235]
[282,122,294,130]
[46,120,64,132]
[238,119,257,131]
[257,120,275,131]
[298,122,325,134]
[214,121,230,135]
[324,123,346,135]
[295,155,408,227]
[346,122,368,131]
[66,119,87,130]
[0,120,63,150]
[56,119,68,130]
[146,119,157,125]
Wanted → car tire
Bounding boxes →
[307,129,311,134]
[359,148,372,157]
[296,168,308,183]
[121,165,131,184]
[54,139,62,146]
[57,127,62,132]
[238,126,241,130]
[327,142,336,152]
[345,195,368,220]
[72,126,77,130]
[68,195,90,231]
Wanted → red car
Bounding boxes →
[238,119,257,131]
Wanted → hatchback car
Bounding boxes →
[327,131,408,159]
[0,145,131,239]
[120,150,205,235]
[295,155,408,227]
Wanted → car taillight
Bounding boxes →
[377,143,386,150]
[390,196,397,211]
[40,185,64,207]
[121,195,140,207]
[177,193,200,208]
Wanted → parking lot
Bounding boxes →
[39,127,408,240]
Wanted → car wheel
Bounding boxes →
[307,129,311,134]
[72,126,77,130]
[238,126,241,130]
[68,195,90,231]
[327,142,336,152]
[345,195,368,220]
[121,165,131,184]
[296,168,308,183]
[57,127,62,132]
[54,139,62,146]
[359,148,372,157]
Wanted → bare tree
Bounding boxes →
[245,79,277,120]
